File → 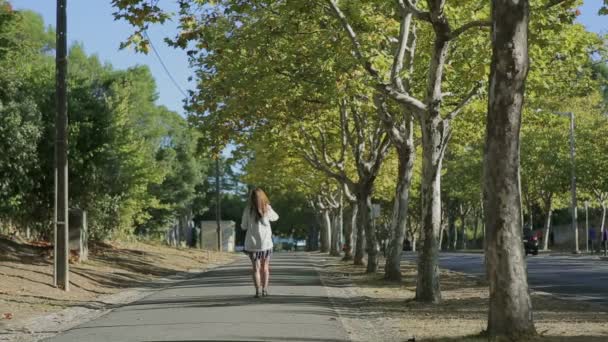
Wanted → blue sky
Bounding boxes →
[11,1,608,117]
[12,0,191,115]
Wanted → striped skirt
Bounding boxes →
[247,249,272,262]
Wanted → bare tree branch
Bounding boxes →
[374,95,406,145]
[350,104,367,164]
[545,0,568,9]
[297,125,357,192]
[390,10,414,92]
[449,20,491,40]
[380,84,427,112]
[399,0,431,22]
[369,132,392,177]
[327,0,427,114]
[326,0,381,79]
[445,81,483,122]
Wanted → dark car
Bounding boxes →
[523,229,539,256]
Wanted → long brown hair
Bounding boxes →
[250,188,270,221]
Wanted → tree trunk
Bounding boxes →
[473,208,480,247]
[359,188,378,273]
[439,224,445,251]
[416,117,446,303]
[320,210,331,253]
[601,203,607,235]
[354,204,365,265]
[543,197,552,251]
[449,209,457,250]
[459,205,467,250]
[484,0,536,338]
[343,203,357,261]
[385,145,415,281]
[330,202,343,256]
[411,230,417,252]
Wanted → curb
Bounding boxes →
[311,253,382,342]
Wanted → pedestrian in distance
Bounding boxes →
[589,226,597,253]
[603,229,608,257]
[241,188,279,298]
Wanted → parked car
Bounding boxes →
[523,229,539,256]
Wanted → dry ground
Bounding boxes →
[319,255,608,342]
[0,236,236,329]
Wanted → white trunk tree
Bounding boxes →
[299,100,391,271]
[328,0,487,302]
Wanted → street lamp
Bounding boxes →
[553,111,579,254]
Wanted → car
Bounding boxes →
[523,229,539,256]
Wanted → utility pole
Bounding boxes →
[585,201,589,253]
[215,157,222,251]
[565,112,579,254]
[54,0,69,291]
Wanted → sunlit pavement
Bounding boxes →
[43,253,349,342]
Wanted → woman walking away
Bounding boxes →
[241,188,279,298]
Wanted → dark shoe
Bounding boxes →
[254,289,260,298]
[262,288,269,297]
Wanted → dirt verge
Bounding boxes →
[0,236,236,341]
[317,254,608,342]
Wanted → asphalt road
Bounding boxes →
[43,253,349,342]
[404,252,608,305]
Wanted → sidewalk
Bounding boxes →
[42,253,350,342]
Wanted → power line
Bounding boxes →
[143,30,189,99]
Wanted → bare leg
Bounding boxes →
[252,259,261,297]
[261,257,270,293]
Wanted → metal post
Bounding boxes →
[215,158,222,251]
[567,112,579,253]
[54,0,69,291]
[585,201,589,253]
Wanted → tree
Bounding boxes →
[521,110,570,250]
[483,0,535,338]
[576,94,608,237]
[328,0,490,303]
[0,6,52,234]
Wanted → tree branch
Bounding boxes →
[370,132,392,177]
[297,126,356,191]
[545,0,568,9]
[390,10,414,92]
[379,84,427,113]
[327,0,426,114]
[445,81,483,122]
[399,0,431,22]
[349,104,366,164]
[326,0,381,79]
[374,95,406,146]
[449,20,491,40]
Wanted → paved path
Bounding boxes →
[404,252,608,305]
[44,253,349,342]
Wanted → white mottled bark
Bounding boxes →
[321,209,331,253]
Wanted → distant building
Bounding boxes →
[198,221,235,252]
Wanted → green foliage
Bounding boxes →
[574,93,608,204]
[110,0,607,233]
[0,6,209,241]
[600,1,608,16]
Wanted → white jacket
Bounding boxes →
[241,204,279,252]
